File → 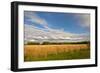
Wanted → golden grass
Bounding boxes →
[24,44,89,59]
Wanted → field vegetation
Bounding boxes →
[24,42,90,61]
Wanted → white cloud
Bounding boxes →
[24,24,90,43]
[24,11,49,29]
[24,11,73,36]
[74,14,90,28]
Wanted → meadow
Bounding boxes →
[24,43,90,61]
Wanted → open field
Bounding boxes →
[24,44,90,61]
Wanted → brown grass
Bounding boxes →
[24,44,89,59]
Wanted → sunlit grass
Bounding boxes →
[24,44,90,62]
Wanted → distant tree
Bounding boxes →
[27,42,40,45]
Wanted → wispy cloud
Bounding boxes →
[24,11,71,34]
[74,14,90,28]
[24,11,49,29]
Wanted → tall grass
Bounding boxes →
[24,44,90,61]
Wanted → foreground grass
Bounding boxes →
[24,48,90,61]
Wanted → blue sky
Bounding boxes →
[24,11,90,35]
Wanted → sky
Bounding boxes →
[24,11,90,42]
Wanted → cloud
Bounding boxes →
[24,24,90,43]
[24,11,49,29]
[24,11,72,35]
[24,11,90,43]
[74,14,90,28]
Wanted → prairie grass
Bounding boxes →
[24,44,90,61]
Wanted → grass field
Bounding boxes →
[24,44,90,62]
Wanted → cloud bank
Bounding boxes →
[24,24,90,43]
